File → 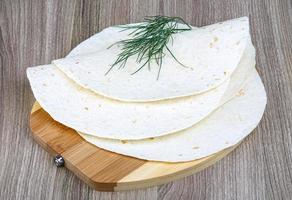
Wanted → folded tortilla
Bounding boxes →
[26,39,253,140]
[53,17,250,102]
[79,69,267,162]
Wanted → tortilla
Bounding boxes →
[79,69,267,162]
[53,17,250,102]
[68,23,199,57]
[68,23,148,57]
[26,39,253,140]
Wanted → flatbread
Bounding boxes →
[53,17,250,102]
[68,23,199,57]
[79,70,267,162]
[26,40,253,140]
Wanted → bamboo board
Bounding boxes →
[30,102,240,191]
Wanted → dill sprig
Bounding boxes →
[105,15,192,79]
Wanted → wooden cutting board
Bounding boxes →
[30,102,240,191]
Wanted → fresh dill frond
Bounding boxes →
[106,15,192,79]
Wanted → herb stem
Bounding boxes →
[107,15,192,79]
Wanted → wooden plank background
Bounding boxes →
[0,0,291,199]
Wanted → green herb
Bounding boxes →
[106,15,192,79]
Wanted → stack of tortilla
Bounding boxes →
[27,17,267,162]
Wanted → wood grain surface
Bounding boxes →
[29,102,241,192]
[0,0,291,199]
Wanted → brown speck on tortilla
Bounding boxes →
[237,89,245,96]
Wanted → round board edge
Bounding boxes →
[30,102,241,191]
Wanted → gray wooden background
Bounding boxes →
[1,0,292,199]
